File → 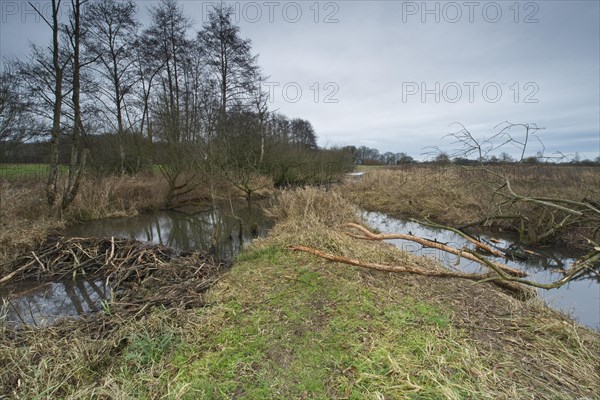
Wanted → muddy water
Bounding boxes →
[362,211,600,330]
[1,202,271,328]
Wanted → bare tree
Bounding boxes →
[82,0,139,173]
[290,118,318,149]
[432,122,599,251]
[491,121,545,162]
[0,68,43,156]
[143,0,205,204]
[197,3,260,128]
[60,0,89,210]
[144,0,191,143]
[28,0,71,208]
[446,122,493,164]
[251,76,269,164]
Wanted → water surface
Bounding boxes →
[64,202,271,260]
[362,211,600,330]
[1,202,271,327]
[1,278,110,328]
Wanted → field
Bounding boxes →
[0,163,59,181]
[1,166,599,398]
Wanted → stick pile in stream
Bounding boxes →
[0,237,226,319]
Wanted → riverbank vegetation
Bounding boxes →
[341,164,600,248]
[2,187,598,398]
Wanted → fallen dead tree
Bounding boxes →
[289,244,531,298]
[345,223,598,289]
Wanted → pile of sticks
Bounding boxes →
[0,237,225,316]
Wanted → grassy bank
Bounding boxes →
[341,165,600,247]
[2,188,598,398]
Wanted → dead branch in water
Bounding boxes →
[290,219,596,296]
[345,223,597,290]
[416,218,506,258]
[344,223,526,277]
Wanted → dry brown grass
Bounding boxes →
[343,167,487,224]
[341,164,600,246]
[0,307,193,399]
[0,173,168,268]
[68,173,168,220]
[0,181,62,266]
[266,187,433,267]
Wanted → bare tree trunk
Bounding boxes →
[113,53,125,174]
[43,0,63,209]
[61,0,87,210]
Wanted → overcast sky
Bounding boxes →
[1,0,599,160]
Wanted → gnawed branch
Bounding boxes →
[416,218,506,258]
[345,223,598,289]
[345,223,526,277]
[466,249,598,290]
[289,245,531,298]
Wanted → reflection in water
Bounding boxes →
[64,202,271,261]
[1,202,271,328]
[362,211,600,331]
[0,278,110,328]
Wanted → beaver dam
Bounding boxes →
[1,202,271,328]
[0,237,225,328]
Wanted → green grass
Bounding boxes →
[108,245,499,399]
[0,163,67,181]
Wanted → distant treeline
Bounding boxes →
[341,145,600,166]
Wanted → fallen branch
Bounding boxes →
[289,245,530,297]
[466,249,598,290]
[416,218,506,258]
[344,223,527,277]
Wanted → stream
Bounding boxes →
[1,201,271,328]
[2,200,598,330]
[63,202,271,260]
[362,211,599,331]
